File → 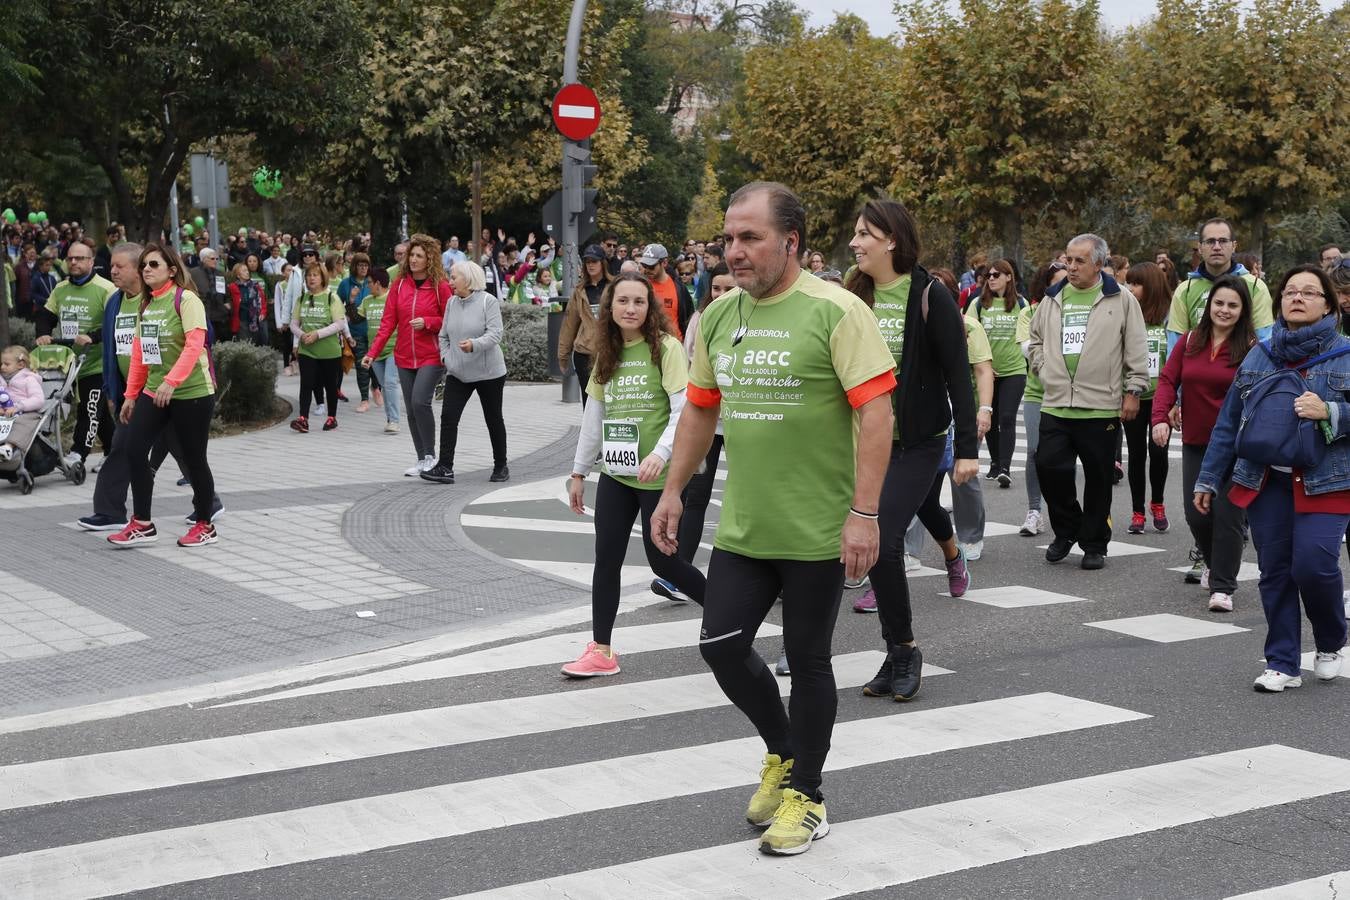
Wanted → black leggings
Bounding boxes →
[1123,396,1168,512]
[298,355,342,419]
[699,549,845,799]
[869,436,945,647]
[123,393,215,522]
[985,374,1026,474]
[915,466,956,544]
[678,433,724,564]
[573,351,593,409]
[438,373,508,469]
[592,474,706,644]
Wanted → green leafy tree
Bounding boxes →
[12,0,368,241]
[1117,0,1350,256]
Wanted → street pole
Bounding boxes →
[559,0,589,403]
[206,153,221,255]
[471,159,482,264]
[164,106,180,247]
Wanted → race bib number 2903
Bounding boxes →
[602,420,640,477]
[1061,311,1089,357]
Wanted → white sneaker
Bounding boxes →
[1201,568,1210,590]
[960,540,984,562]
[1253,669,1302,692]
[903,554,922,572]
[844,573,869,589]
[314,403,327,417]
[384,422,399,434]
[0,445,12,461]
[421,455,436,472]
[90,457,104,473]
[404,460,423,477]
[1019,510,1042,536]
[1313,651,1343,681]
[63,450,82,467]
[1207,592,1233,612]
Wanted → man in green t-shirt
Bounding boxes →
[1165,217,1274,349]
[1028,233,1149,571]
[651,182,896,857]
[35,237,115,465]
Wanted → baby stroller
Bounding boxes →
[0,344,88,494]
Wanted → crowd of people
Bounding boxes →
[3,197,1349,858]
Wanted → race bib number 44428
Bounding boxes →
[601,420,640,477]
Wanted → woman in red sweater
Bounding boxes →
[1152,276,1257,612]
[362,233,450,476]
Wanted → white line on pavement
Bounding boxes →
[1226,870,1350,899]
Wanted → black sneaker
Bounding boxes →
[1080,551,1106,570]
[997,471,1012,488]
[1045,538,1073,563]
[420,463,455,484]
[984,466,998,480]
[651,578,690,603]
[861,654,894,697]
[185,497,226,524]
[890,644,923,701]
[78,513,128,532]
[489,465,510,482]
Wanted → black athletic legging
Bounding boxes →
[1123,396,1168,513]
[699,550,845,799]
[677,433,724,564]
[985,374,1026,475]
[298,355,342,419]
[592,474,705,644]
[123,393,215,522]
[869,435,945,647]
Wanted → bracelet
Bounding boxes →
[849,506,879,520]
[978,405,993,413]
[570,473,586,480]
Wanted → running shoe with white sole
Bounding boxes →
[651,578,690,603]
[945,549,971,597]
[184,498,226,524]
[852,588,877,613]
[903,554,922,572]
[759,789,829,855]
[1019,509,1042,536]
[959,540,983,562]
[560,642,620,678]
[1313,651,1343,681]
[1208,592,1233,612]
[107,520,158,548]
[1253,669,1302,692]
[177,521,218,548]
[78,513,128,532]
[843,573,869,589]
[746,753,793,827]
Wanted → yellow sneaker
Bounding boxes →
[759,789,829,856]
[745,753,793,827]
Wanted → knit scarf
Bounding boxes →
[1267,313,1337,363]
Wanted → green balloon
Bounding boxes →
[252,166,283,199]
[193,216,205,229]
[182,223,195,237]
[27,212,38,224]
[36,211,47,223]
[2,211,14,224]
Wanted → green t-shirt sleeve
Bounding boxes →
[330,295,345,326]
[1014,305,1032,343]
[965,317,993,365]
[689,304,719,390]
[1250,278,1274,330]
[828,297,897,391]
[1166,281,1190,334]
[659,335,689,395]
[179,291,208,332]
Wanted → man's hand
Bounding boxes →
[650,492,684,556]
[73,334,92,347]
[35,335,51,346]
[951,457,979,486]
[840,512,880,582]
[1120,392,1140,422]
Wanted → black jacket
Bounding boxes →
[894,265,979,458]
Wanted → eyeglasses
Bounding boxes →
[140,260,164,270]
[1200,238,1233,248]
[1282,288,1326,300]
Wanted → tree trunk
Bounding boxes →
[1000,207,1024,271]
[471,159,483,266]
[1248,208,1266,263]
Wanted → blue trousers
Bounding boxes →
[1246,471,1349,676]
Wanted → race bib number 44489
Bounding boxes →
[601,420,640,477]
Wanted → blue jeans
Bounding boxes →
[369,356,401,424]
[1246,471,1349,675]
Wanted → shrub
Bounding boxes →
[7,318,35,349]
[500,303,552,382]
[211,340,282,422]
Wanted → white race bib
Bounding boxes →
[0,418,12,442]
[1061,310,1090,357]
[602,420,640,477]
[114,314,137,358]
[214,276,226,295]
[60,309,80,341]
[1147,351,1161,378]
[140,323,163,365]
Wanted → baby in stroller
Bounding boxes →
[0,345,43,461]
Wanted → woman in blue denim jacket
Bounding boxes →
[1194,265,1349,693]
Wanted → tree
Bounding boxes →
[889,0,1112,266]
[13,0,368,241]
[1117,0,1350,256]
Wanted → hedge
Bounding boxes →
[501,304,551,382]
[210,340,282,422]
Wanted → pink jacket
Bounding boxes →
[367,275,450,369]
[1,368,44,413]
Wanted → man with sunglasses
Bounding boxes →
[1165,217,1274,352]
[600,233,622,276]
[34,237,116,466]
[638,243,690,340]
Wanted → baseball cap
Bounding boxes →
[581,244,606,262]
[301,245,318,256]
[638,243,668,266]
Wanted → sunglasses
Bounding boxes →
[140,260,165,270]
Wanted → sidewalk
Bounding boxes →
[0,375,590,717]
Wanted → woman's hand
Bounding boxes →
[1168,405,1182,430]
[153,382,175,408]
[567,476,586,514]
[637,453,666,484]
[976,409,991,439]
[300,331,317,345]
[1152,422,1171,448]
[1,408,15,418]
[1193,491,1212,515]
[1294,390,1329,421]
[360,355,373,369]
[119,397,136,424]
[410,317,425,331]
[458,339,474,353]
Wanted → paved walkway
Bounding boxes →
[0,373,590,716]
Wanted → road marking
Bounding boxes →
[1168,561,1263,581]
[219,617,764,706]
[1037,540,1163,557]
[459,745,1350,900]
[1227,870,1350,898]
[507,558,678,587]
[1086,613,1249,643]
[1,652,952,812]
[0,693,1140,899]
[941,586,1087,608]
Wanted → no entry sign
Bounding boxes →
[551,83,601,141]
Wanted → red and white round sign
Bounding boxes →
[551,83,602,142]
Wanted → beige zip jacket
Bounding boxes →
[1027,275,1150,411]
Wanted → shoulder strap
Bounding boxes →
[1301,342,1350,369]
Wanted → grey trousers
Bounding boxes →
[398,364,446,460]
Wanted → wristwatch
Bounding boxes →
[1126,389,1142,397]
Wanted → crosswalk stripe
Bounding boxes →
[1,652,949,812]
[1226,870,1350,898]
[460,745,1350,899]
[0,693,1143,899]
[218,617,748,707]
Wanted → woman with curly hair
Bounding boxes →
[562,272,706,678]
[363,233,451,476]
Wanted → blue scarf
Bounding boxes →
[1267,313,1338,363]
[70,272,93,287]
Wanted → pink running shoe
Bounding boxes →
[945,549,971,598]
[561,642,620,678]
[852,589,877,613]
